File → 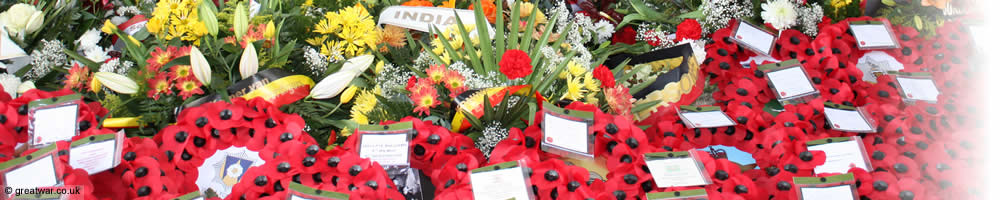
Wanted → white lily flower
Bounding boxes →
[309,55,374,99]
[239,43,258,79]
[190,47,212,85]
[16,80,34,94]
[94,72,138,94]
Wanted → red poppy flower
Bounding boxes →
[498,49,533,79]
[775,29,814,61]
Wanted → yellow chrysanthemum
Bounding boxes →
[309,4,378,58]
[148,0,206,44]
[350,89,377,124]
[561,76,585,101]
[583,73,599,92]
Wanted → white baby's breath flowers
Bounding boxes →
[302,47,344,76]
[99,58,133,75]
[476,121,509,160]
[797,3,824,36]
[27,39,68,80]
[0,73,21,98]
[761,0,799,30]
[701,0,754,32]
[374,61,413,98]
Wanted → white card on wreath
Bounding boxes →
[69,132,124,174]
[800,185,855,200]
[358,133,410,167]
[850,23,898,49]
[733,21,776,55]
[31,104,79,146]
[766,66,815,99]
[808,140,870,174]
[543,112,590,154]
[470,164,532,200]
[823,107,875,133]
[646,157,709,187]
[4,154,59,189]
[679,110,736,128]
[896,77,939,102]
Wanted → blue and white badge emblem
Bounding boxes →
[196,146,264,198]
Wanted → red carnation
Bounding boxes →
[498,49,533,80]
[675,19,702,42]
[612,26,638,45]
[593,65,615,88]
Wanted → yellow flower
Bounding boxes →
[264,21,275,39]
[306,36,328,46]
[374,60,385,75]
[310,4,378,58]
[583,73,599,91]
[321,40,343,57]
[561,76,585,101]
[832,0,852,9]
[439,0,457,8]
[101,20,117,34]
[340,85,358,104]
[302,0,314,7]
[349,89,377,124]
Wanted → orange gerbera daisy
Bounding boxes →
[146,47,175,71]
[425,64,447,83]
[443,70,466,97]
[64,63,90,90]
[175,77,204,100]
[147,72,173,100]
[169,65,194,81]
[410,90,439,116]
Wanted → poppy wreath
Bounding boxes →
[678,16,982,200]
[0,88,121,199]
[112,97,407,199]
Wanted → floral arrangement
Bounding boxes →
[0,0,986,199]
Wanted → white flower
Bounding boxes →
[309,55,374,99]
[190,47,212,85]
[94,72,138,94]
[0,73,20,98]
[239,43,259,79]
[84,46,109,63]
[0,4,44,40]
[593,20,614,43]
[761,0,799,30]
[75,29,102,51]
[16,80,34,94]
[110,16,128,25]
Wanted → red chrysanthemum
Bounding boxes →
[498,49,532,80]
[675,19,703,42]
[592,64,615,88]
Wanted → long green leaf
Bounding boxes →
[631,101,661,114]
[471,2,496,72]
[616,13,646,30]
[535,51,576,93]
[519,1,540,50]
[531,25,567,68]
[529,11,560,62]
[509,1,521,51]
[63,49,101,71]
[417,41,446,66]
[493,0,506,62]
[449,15,486,73]
[432,25,476,72]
